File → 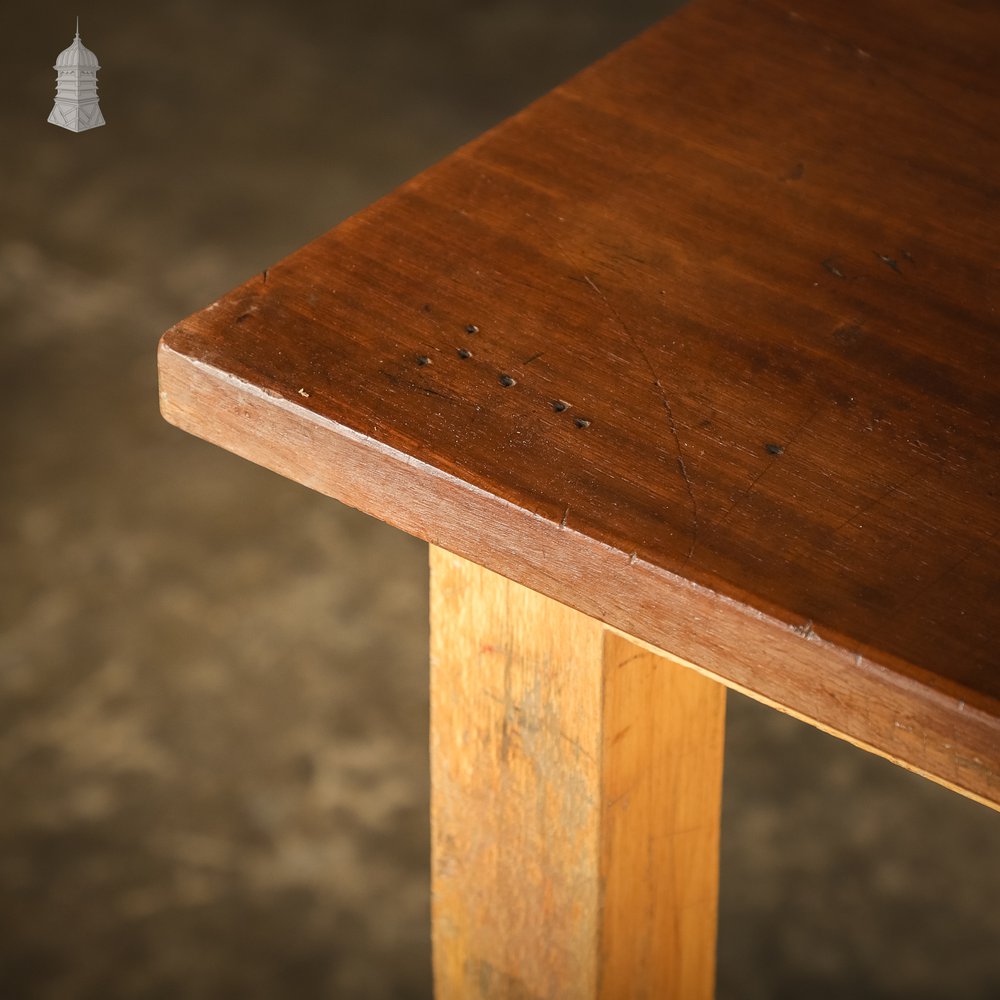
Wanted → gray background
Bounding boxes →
[1,1,998,997]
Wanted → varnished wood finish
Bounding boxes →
[159,0,1000,806]
[430,547,724,999]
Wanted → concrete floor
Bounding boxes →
[1,2,998,997]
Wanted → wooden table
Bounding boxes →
[158,0,999,995]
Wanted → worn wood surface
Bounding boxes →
[159,0,1000,806]
[430,547,724,999]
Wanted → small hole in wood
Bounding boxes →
[575,417,591,429]
[765,443,784,455]
[465,324,479,334]
[499,374,516,387]
[552,400,569,412]
[458,348,472,359]
[417,356,431,366]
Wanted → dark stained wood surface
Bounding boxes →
[159,0,1000,806]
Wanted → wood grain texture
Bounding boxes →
[430,547,724,999]
[158,0,1000,806]
[598,630,724,998]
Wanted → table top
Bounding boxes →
[159,0,1000,808]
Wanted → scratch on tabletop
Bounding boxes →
[898,527,999,614]
[767,0,984,133]
[582,273,700,561]
[710,406,822,534]
[874,252,902,275]
[828,466,923,538]
[822,257,846,279]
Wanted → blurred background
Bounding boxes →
[1,1,998,997]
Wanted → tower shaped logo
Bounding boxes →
[48,19,106,132]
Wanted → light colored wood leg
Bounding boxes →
[430,546,726,999]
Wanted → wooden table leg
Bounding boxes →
[430,547,726,999]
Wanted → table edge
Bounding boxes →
[158,335,1000,811]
